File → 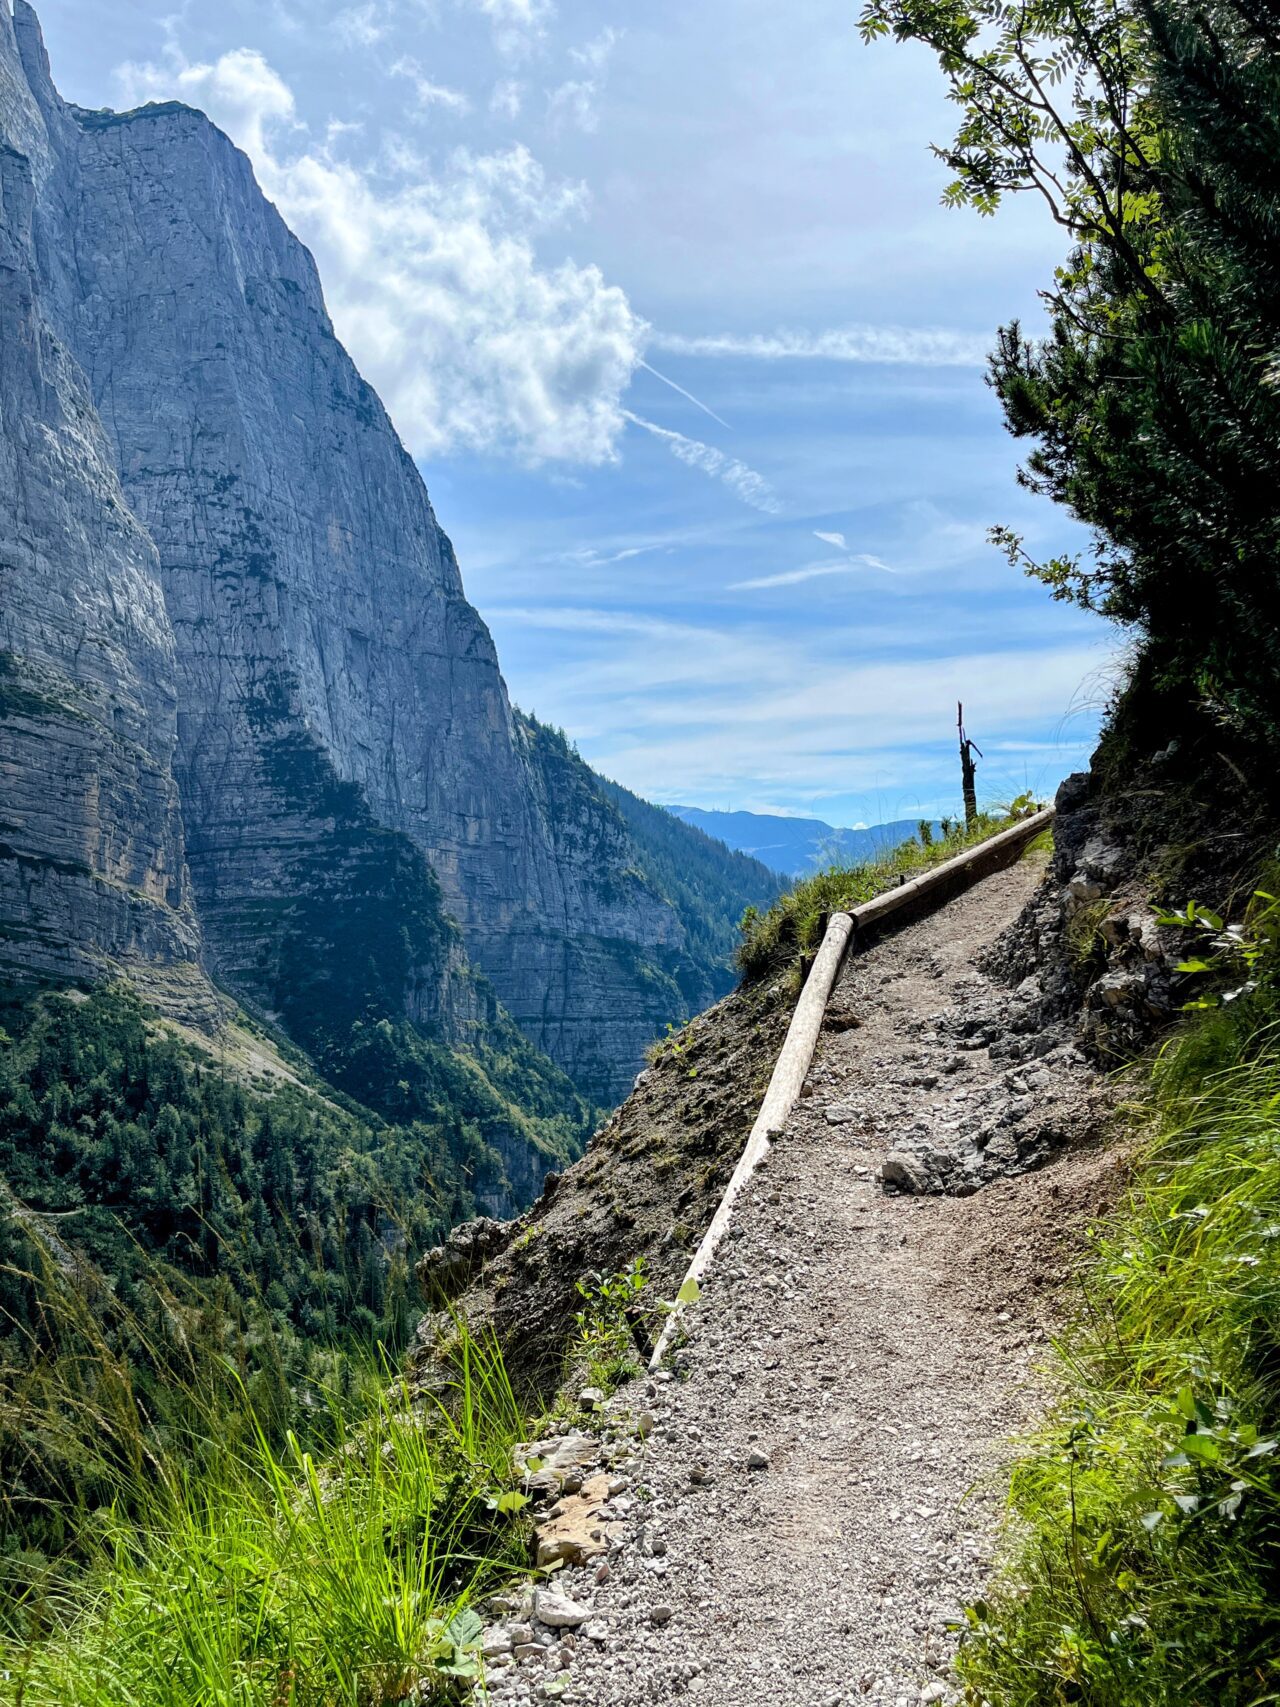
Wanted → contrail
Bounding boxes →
[623,410,781,514]
[649,325,989,367]
[638,360,732,430]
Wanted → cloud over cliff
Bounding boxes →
[115,43,644,466]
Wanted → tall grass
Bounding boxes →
[0,1242,531,1707]
[736,808,1026,985]
[959,893,1280,1706]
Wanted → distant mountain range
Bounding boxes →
[668,807,941,880]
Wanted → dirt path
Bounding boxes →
[486,860,1119,1707]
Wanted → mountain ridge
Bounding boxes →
[668,805,942,878]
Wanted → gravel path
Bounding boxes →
[483,860,1115,1707]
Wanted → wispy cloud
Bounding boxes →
[391,57,471,114]
[649,325,990,367]
[730,528,894,591]
[501,610,1115,811]
[548,26,620,132]
[489,77,524,118]
[570,27,621,72]
[567,543,666,569]
[546,79,599,131]
[333,4,387,47]
[623,412,781,513]
[731,557,890,591]
[470,0,555,57]
[486,606,709,641]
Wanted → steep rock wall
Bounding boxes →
[0,5,205,1013]
[8,5,686,1100]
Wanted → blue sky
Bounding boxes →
[37,0,1121,828]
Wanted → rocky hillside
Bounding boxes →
[0,1,774,1134]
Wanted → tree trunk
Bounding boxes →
[958,701,979,827]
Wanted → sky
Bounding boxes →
[35,0,1122,829]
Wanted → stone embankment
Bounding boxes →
[456,856,1123,1707]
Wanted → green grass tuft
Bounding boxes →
[0,1245,534,1706]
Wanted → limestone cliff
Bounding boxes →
[0,2,778,1110]
[0,7,204,1015]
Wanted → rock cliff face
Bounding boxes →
[0,7,205,1014]
[0,2,776,1108]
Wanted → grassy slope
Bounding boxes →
[960,891,1280,1706]
[0,996,553,1705]
[0,1303,534,1706]
[0,978,594,1579]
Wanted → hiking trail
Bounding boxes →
[485,857,1119,1707]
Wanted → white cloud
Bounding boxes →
[570,27,621,72]
[476,0,552,22]
[547,77,601,132]
[650,325,991,367]
[490,77,524,118]
[325,117,365,145]
[814,529,845,549]
[548,28,620,133]
[623,412,781,514]
[333,4,388,47]
[112,46,644,464]
[391,56,471,114]
[471,0,555,56]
